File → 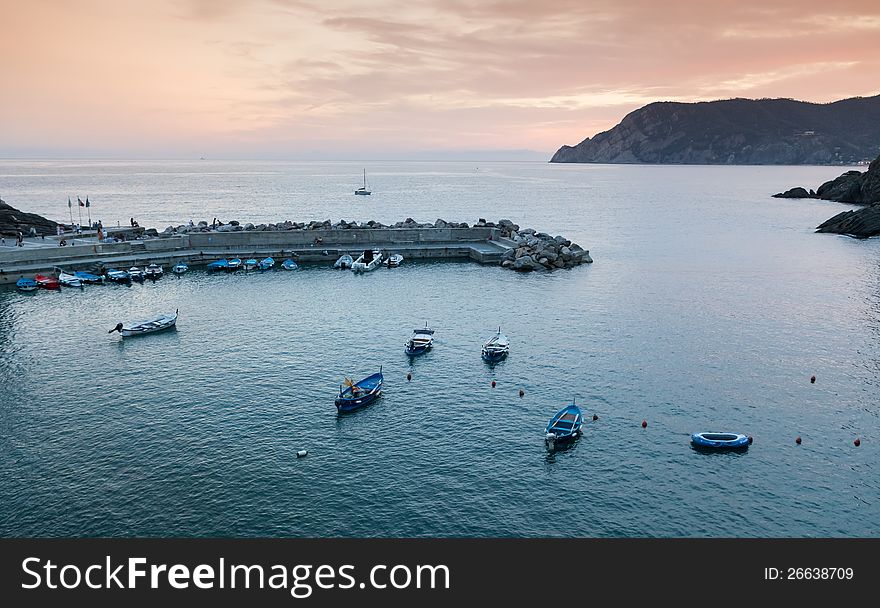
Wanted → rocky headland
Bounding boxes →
[773,154,880,238]
[551,95,880,165]
[0,199,58,236]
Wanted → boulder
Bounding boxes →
[244,223,254,230]
[513,255,539,271]
[816,203,880,238]
[229,220,240,226]
[772,187,814,199]
[434,218,448,228]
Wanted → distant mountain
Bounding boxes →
[551,95,880,165]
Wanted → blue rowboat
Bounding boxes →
[172,263,189,275]
[105,268,131,283]
[405,323,434,355]
[691,432,750,451]
[244,258,258,271]
[16,278,38,292]
[545,402,583,449]
[227,258,242,271]
[335,367,383,412]
[281,259,298,270]
[258,257,275,270]
[207,259,229,271]
[74,271,104,284]
[481,327,509,362]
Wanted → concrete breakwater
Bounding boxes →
[0,217,591,284]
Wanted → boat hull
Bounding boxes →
[16,279,38,292]
[118,313,178,337]
[691,432,749,451]
[335,390,381,411]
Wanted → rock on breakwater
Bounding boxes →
[493,219,592,271]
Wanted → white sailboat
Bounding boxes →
[355,169,371,195]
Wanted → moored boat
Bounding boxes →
[335,367,383,412]
[258,257,275,271]
[405,323,434,355]
[144,263,164,279]
[128,266,145,282]
[481,327,509,362]
[109,309,178,337]
[333,254,353,269]
[227,258,242,271]
[35,274,60,290]
[54,268,83,288]
[16,278,38,292]
[545,402,583,450]
[172,263,189,275]
[351,249,383,273]
[384,254,404,267]
[690,432,750,451]
[207,259,229,271]
[105,268,131,283]
[244,258,258,271]
[74,271,104,284]
[281,259,298,270]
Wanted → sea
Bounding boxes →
[0,160,878,537]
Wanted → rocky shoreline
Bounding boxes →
[773,154,880,238]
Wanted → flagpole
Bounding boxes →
[77,196,83,229]
[86,196,91,228]
[68,196,73,227]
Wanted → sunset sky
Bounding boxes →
[2,0,879,159]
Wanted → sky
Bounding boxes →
[1,0,879,159]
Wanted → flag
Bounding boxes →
[85,197,90,208]
[78,197,85,207]
[68,196,72,208]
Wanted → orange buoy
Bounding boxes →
[592,414,598,421]
[810,375,816,384]
[641,420,647,428]
[518,389,524,397]
[795,436,802,445]
[491,380,496,388]
[854,438,861,447]
[406,372,412,381]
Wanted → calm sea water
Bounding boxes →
[1,160,878,537]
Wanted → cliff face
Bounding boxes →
[0,199,59,236]
[551,95,880,165]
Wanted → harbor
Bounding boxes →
[0,218,592,285]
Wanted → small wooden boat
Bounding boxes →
[144,263,164,279]
[74,271,104,284]
[105,268,131,283]
[333,254,353,269]
[207,259,229,271]
[481,327,509,362]
[172,263,189,275]
[109,309,178,337]
[384,254,404,267]
[691,432,750,451]
[35,274,60,290]
[281,259,298,270]
[54,268,83,288]
[405,323,434,355]
[227,258,242,271]
[545,402,583,449]
[128,266,145,282]
[335,367,383,412]
[16,278,38,292]
[244,258,258,271]
[352,249,383,273]
[258,257,275,271]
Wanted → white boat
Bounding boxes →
[144,263,164,279]
[351,249,383,273]
[54,268,82,288]
[109,310,178,337]
[481,327,510,362]
[384,254,404,267]
[333,254,354,269]
[354,169,371,195]
[128,266,145,281]
[172,263,188,275]
[405,323,434,355]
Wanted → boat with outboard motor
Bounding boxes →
[352,249,383,273]
[54,268,82,288]
[545,401,583,450]
[258,257,275,271]
[405,323,435,355]
[172,263,189,275]
[481,327,509,362]
[144,263,164,279]
[207,259,229,271]
[244,258,258,271]
[335,367,384,412]
[281,259,298,270]
[333,254,353,269]
[227,258,242,271]
[105,268,131,283]
[74,271,104,284]
[35,274,60,289]
[128,266,145,282]
[16,278,38,292]
[109,309,178,337]
[384,254,404,267]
